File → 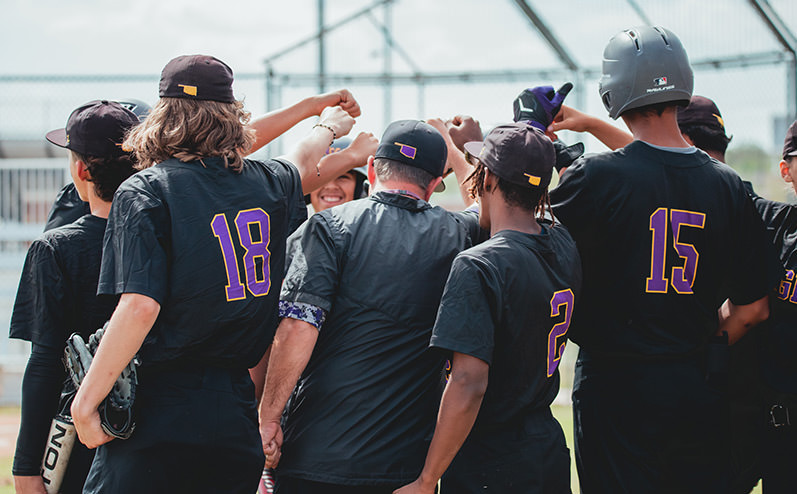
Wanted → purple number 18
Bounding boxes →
[646,207,706,294]
[210,208,271,301]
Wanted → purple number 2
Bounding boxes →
[547,289,574,377]
[210,208,271,301]
[646,208,706,294]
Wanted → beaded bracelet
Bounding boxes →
[313,123,337,142]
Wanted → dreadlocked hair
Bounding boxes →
[465,161,554,223]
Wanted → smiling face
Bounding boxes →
[309,172,358,212]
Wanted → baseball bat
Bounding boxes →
[40,414,76,494]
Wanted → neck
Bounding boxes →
[87,192,111,219]
[371,180,430,202]
[622,108,691,148]
[705,149,726,162]
[488,199,541,237]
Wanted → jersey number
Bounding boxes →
[547,289,574,377]
[646,208,706,295]
[211,208,271,301]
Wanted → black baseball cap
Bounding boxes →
[45,100,139,158]
[677,95,726,133]
[375,120,448,178]
[159,55,235,103]
[783,120,797,160]
[463,122,555,190]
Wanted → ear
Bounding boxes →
[425,177,443,201]
[75,159,91,182]
[780,160,792,183]
[483,167,497,192]
[367,156,376,185]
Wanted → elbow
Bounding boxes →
[119,293,161,323]
[749,297,770,326]
[449,371,488,404]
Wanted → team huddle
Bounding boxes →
[8,24,797,494]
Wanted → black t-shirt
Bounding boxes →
[430,225,582,433]
[550,141,780,358]
[98,157,305,369]
[278,192,482,485]
[45,183,91,232]
[11,214,117,346]
[750,195,797,394]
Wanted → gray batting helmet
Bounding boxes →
[599,26,693,119]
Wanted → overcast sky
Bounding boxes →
[2,0,796,156]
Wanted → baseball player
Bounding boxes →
[10,100,140,494]
[394,122,581,494]
[746,120,797,493]
[68,54,359,494]
[44,99,152,232]
[549,26,781,492]
[307,136,375,213]
[259,119,484,493]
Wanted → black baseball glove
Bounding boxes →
[64,323,139,440]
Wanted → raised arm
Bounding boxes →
[426,118,476,207]
[282,106,357,194]
[549,104,633,151]
[247,89,361,155]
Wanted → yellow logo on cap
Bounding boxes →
[178,84,198,96]
[713,113,724,128]
[65,134,70,145]
[524,173,541,186]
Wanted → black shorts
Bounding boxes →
[83,366,264,494]
[572,350,729,494]
[441,408,570,494]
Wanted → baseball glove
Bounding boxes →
[64,323,139,440]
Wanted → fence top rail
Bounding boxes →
[0,158,66,170]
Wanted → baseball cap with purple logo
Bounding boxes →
[374,120,448,192]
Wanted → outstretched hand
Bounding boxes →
[314,89,361,118]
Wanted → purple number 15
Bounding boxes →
[646,208,706,294]
[210,208,271,301]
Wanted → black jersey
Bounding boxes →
[550,141,780,358]
[278,192,482,485]
[430,224,582,431]
[97,157,305,370]
[750,195,797,394]
[45,183,91,232]
[11,214,117,346]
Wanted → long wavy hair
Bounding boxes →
[123,98,256,172]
